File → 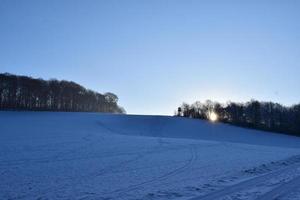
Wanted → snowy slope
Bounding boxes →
[97,114,300,148]
[1,111,300,200]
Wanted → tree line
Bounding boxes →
[176,100,300,136]
[0,73,125,113]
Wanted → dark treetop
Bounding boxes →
[177,100,300,136]
[0,73,125,114]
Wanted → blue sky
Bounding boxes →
[0,0,300,115]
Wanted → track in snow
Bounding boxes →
[189,160,300,200]
[255,175,300,200]
[105,145,198,197]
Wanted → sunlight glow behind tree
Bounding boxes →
[209,111,218,122]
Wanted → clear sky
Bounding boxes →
[0,0,300,115]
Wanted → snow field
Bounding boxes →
[1,112,300,200]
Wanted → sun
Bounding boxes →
[209,111,218,122]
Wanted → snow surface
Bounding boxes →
[1,111,300,200]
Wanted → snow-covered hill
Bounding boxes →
[1,111,300,200]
